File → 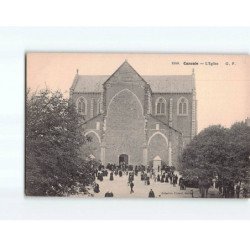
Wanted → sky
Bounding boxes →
[26,53,250,132]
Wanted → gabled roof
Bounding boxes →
[70,61,195,93]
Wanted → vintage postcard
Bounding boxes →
[25,53,250,198]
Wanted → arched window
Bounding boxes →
[177,97,188,116]
[155,97,166,115]
[76,97,87,115]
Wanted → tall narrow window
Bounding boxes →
[155,97,166,115]
[161,101,165,114]
[183,102,187,114]
[179,102,183,114]
[97,98,101,114]
[157,102,161,114]
[76,97,87,115]
[177,97,188,115]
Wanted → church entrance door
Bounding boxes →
[153,155,161,171]
[119,154,129,165]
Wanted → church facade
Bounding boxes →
[70,61,197,168]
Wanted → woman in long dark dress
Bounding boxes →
[148,189,155,198]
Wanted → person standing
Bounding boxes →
[130,181,134,194]
[141,171,144,181]
[148,189,155,198]
[173,175,177,187]
[147,177,150,185]
[157,174,160,182]
[94,183,100,193]
[144,173,147,185]
[110,171,114,181]
[170,174,173,184]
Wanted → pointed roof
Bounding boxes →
[71,61,195,93]
[102,60,148,87]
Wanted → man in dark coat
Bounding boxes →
[157,174,160,182]
[130,181,134,194]
[110,171,114,181]
[179,178,184,190]
[169,174,173,184]
[147,177,150,185]
[94,183,100,193]
[173,175,177,186]
[148,189,155,198]
[141,172,144,181]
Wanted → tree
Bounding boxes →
[25,89,96,196]
[180,123,250,198]
[226,122,250,192]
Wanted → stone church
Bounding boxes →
[70,61,197,168]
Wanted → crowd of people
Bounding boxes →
[93,162,186,198]
[91,162,248,198]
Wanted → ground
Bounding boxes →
[82,171,219,198]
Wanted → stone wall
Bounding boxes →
[152,92,193,145]
[72,62,193,167]
[72,92,101,121]
[104,88,145,165]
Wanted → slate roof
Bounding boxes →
[72,75,109,93]
[143,75,195,93]
[71,73,195,93]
